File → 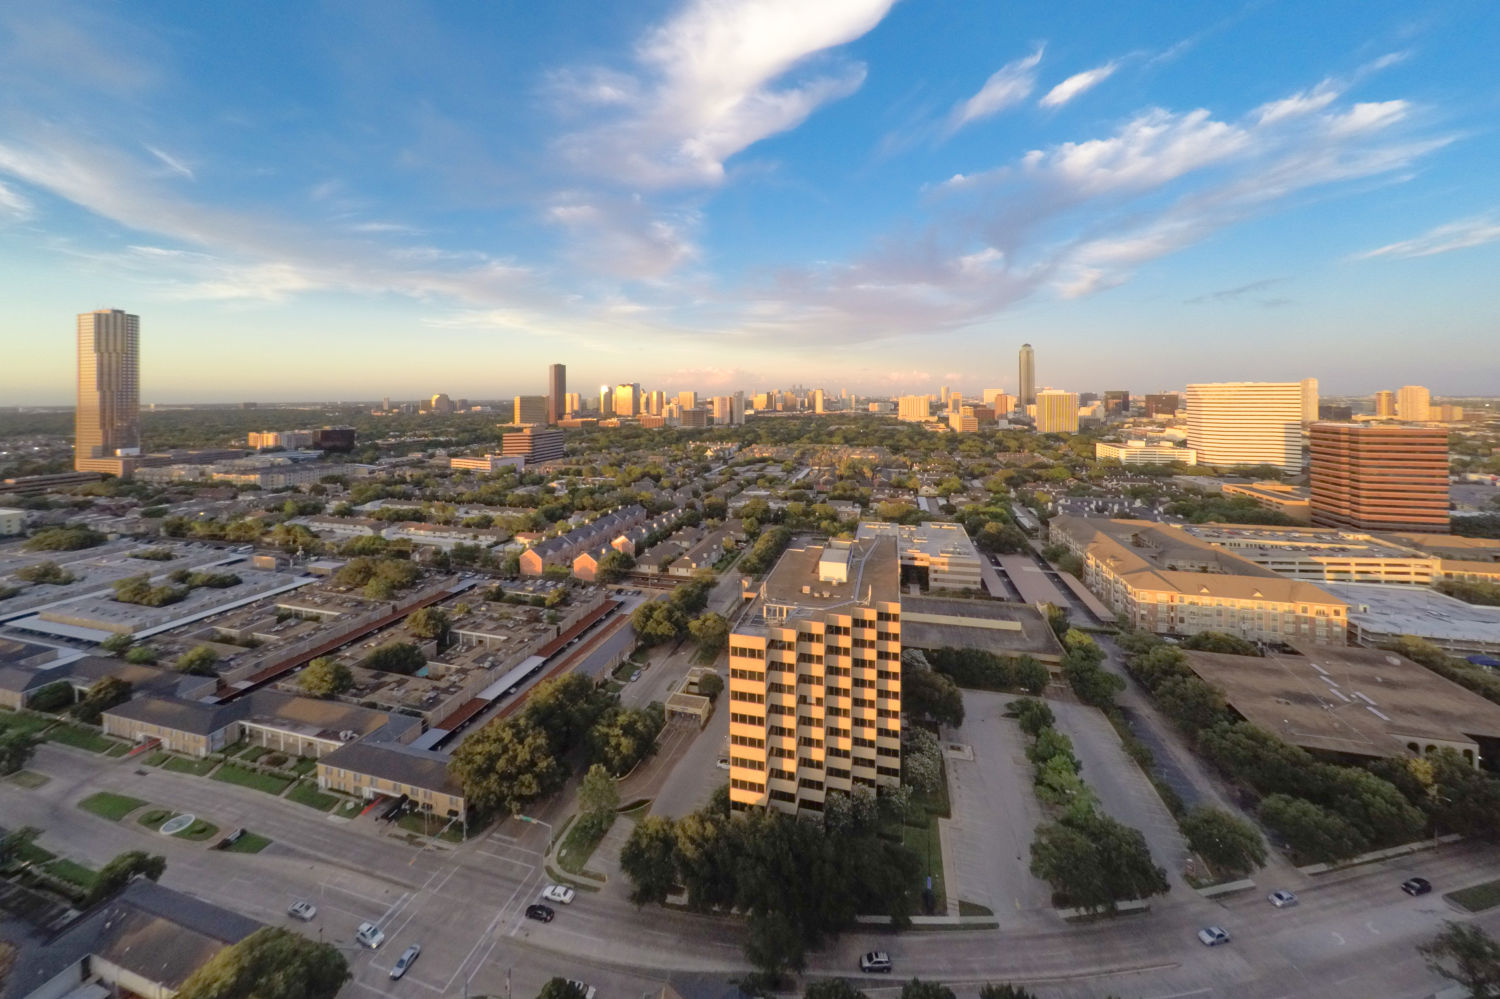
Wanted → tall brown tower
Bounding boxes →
[1309,422,1449,533]
[75,309,141,471]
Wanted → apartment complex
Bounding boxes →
[856,520,983,591]
[897,395,931,422]
[1034,389,1079,433]
[1095,441,1197,466]
[1309,423,1450,533]
[75,308,142,474]
[1374,390,1397,417]
[1185,381,1304,474]
[1048,516,1349,644]
[1397,385,1431,422]
[727,535,902,816]
[502,426,565,463]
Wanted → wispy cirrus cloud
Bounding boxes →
[1356,215,1500,260]
[1039,61,1118,108]
[551,0,895,188]
[947,46,1044,132]
[144,144,193,180]
[0,178,32,220]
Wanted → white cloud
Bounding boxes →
[948,46,1044,131]
[0,178,31,220]
[554,0,896,187]
[1038,61,1117,109]
[545,194,699,280]
[1356,215,1500,260]
[1254,80,1341,124]
[145,144,194,180]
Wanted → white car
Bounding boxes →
[389,944,421,980]
[567,981,597,999]
[541,884,575,905]
[355,922,386,949]
[1197,926,1231,947]
[1267,890,1298,908]
[287,900,317,921]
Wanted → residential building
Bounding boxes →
[450,454,526,473]
[727,534,902,815]
[318,740,467,821]
[1374,390,1397,417]
[1301,377,1319,423]
[857,520,983,591]
[1018,343,1036,406]
[678,390,698,410]
[501,427,565,463]
[814,388,826,413]
[518,505,648,575]
[1309,422,1450,533]
[949,411,979,433]
[983,389,1015,414]
[1185,381,1303,474]
[1220,481,1312,523]
[1035,389,1079,433]
[564,391,581,416]
[247,430,313,450]
[75,308,142,474]
[680,407,708,428]
[314,426,356,451]
[1095,441,1196,466]
[513,394,548,425]
[1397,385,1431,422]
[1103,390,1131,416]
[1432,404,1465,422]
[712,395,735,424]
[548,363,566,424]
[1048,516,1349,644]
[1144,392,1179,417]
[897,395,931,422]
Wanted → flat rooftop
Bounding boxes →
[857,521,981,562]
[1185,644,1500,759]
[899,596,1065,661]
[743,534,899,632]
[1323,582,1500,647]
[1182,524,1425,561]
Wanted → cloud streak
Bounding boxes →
[1039,61,1118,108]
[947,46,1044,132]
[1356,215,1500,259]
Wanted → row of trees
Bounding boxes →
[111,569,242,607]
[738,525,793,575]
[1118,630,1430,864]
[1010,698,1171,912]
[448,674,664,815]
[630,577,715,647]
[23,525,106,551]
[620,786,920,974]
[922,647,1049,695]
[334,556,423,599]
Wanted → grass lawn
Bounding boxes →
[45,724,120,754]
[173,818,219,842]
[334,798,363,817]
[137,808,173,830]
[902,815,947,913]
[0,710,54,739]
[224,831,272,854]
[556,813,612,880]
[43,858,98,890]
[212,764,293,795]
[290,757,317,776]
[286,780,339,812]
[104,742,130,757]
[163,755,219,776]
[958,899,995,917]
[6,770,50,790]
[77,791,147,821]
[239,745,269,763]
[397,811,465,842]
[1447,879,1500,913]
[142,750,170,767]
[12,839,57,866]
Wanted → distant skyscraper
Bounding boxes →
[1309,423,1449,532]
[1018,343,1035,407]
[677,390,698,410]
[75,308,141,472]
[1144,393,1179,417]
[1374,390,1397,418]
[897,395,931,422]
[564,392,581,416]
[599,385,613,417]
[1300,377,1319,424]
[381,396,391,412]
[547,364,566,425]
[429,393,455,414]
[1034,389,1079,433]
[1185,382,1303,474]
[813,389,825,414]
[613,383,641,418]
[514,395,548,425]
[1103,390,1130,416]
[1397,385,1431,422]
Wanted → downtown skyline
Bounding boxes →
[2,0,1499,403]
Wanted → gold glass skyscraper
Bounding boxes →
[75,309,141,472]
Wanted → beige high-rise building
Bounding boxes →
[613,383,641,418]
[1034,389,1079,433]
[896,395,931,422]
[712,395,734,424]
[813,389,826,414]
[1300,377,1319,424]
[1374,390,1397,417]
[1185,382,1303,474]
[727,535,902,815]
[75,309,141,472]
[1397,385,1431,422]
[514,395,548,425]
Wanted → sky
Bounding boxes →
[1,0,1498,404]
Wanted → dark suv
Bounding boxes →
[1401,877,1432,896]
[525,903,555,922]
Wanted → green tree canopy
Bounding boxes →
[447,717,565,816]
[1180,806,1267,878]
[1419,922,1500,999]
[177,645,221,676]
[176,927,350,999]
[87,851,165,906]
[72,676,132,725]
[902,669,965,728]
[535,980,587,999]
[298,657,353,698]
[804,980,868,999]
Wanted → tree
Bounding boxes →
[902,669,965,728]
[687,612,730,655]
[360,641,427,675]
[447,718,565,815]
[979,987,1040,999]
[596,550,634,584]
[1180,807,1267,878]
[298,657,353,698]
[578,763,620,838]
[99,633,133,656]
[1062,654,1124,708]
[27,680,73,713]
[125,645,159,665]
[0,731,38,776]
[899,980,955,999]
[405,607,452,646]
[696,672,724,702]
[1182,631,1260,656]
[87,850,165,905]
[176,927,349,999]
[1014,656,1050,695]
[805,981,868,999]
[536,980,587,999]
[902,727,944,797]
[620,815,679,906]
[72,677,131,725]
[1420,922,1500,999]
[588,703,666,776]
[1030,811,1169,912]
[177,645,221,676]
[0,825,41,867]
[1257,794,1366,865]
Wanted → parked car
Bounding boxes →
[715,757,730,770]
[389,944,421,980]
[287,900,318,921]
[1267,890,1298,908]
[567,982,597,999]
[629,670,642,682]
[541,884,575,905]
[525,903,555,922]
[859,951,893,973]
[355,922,386,949]
[1402,877,1433,896]
[1197,926,1231,946]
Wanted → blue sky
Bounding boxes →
[1,0,1497,404]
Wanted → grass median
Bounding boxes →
[211,764,293,795]
[46,724,121,754]
[286,780,340,811]
[77,791,147,821]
